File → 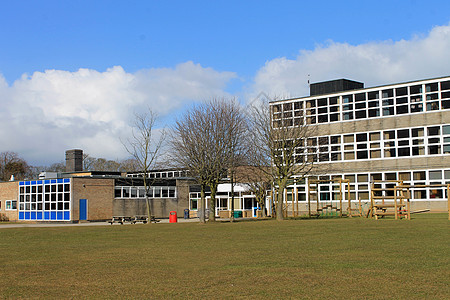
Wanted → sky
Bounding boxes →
[1,0,450,165]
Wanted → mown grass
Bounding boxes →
[0,214,449,299]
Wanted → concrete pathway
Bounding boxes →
[0,218,201,229]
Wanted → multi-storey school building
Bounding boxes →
[270,76,450,214]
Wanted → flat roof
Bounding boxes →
[270,75,450,104]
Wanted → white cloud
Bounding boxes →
[251,23,450,99]
[0,62,236,165]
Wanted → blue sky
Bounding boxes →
[1,0,450,165]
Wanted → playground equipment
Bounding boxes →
[307,178,362,218]
[368,180,410,220]
[368,181,450,220]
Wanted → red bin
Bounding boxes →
[169,211,177,223]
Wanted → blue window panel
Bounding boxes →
[64,178,70,183]
[50,211,57,220]
[57,212,63,220]
[51,179,56,184]
[30,212,36,220]
[57,179,63,183]
[19,182,24,186]
[37,180,43,185]
[31,181,36,185]
[44,211,50,220]
[37,212,43,220]
[19,212,24,219]
[25,181,31,185]
[63,211,70,220]
[44,180,50,184]
[25,212,31,220]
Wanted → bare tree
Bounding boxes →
[119,158,140,173]
[0,152,31,181]
[247,99,315,220]
[122,109,166,222]
[171,98,245,223]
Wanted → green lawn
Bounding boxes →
[1,215,449,299]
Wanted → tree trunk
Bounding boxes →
[276,183,286,221]
[209,184,217,222]
[230,172,235,222]
[146,196,152,224]
[199,184,206,223]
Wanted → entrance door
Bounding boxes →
[79,199,87,220]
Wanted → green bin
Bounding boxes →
[233,211,242,218]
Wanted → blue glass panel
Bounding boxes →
[50,211,57,220]
[19,212,24,219]
[25,181,31,185]
[51,179,56,183]
[44,211,50,220]
[37,212,43,220]
[63,211,70,220]
[37,180,43,185]
[57,212,63,220]
[30,212,36,220]
[44,180,50,184]
[64,178,70,183]
[25,212,30,220]
[19,182,24,186]
[31,181,36,185]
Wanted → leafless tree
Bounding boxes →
[247,98,316,220]
[171,98,245,223]
[0,152,31,181]
[122,109,166,222]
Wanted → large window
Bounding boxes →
[114,186,177,199]
[18,179,71,221]
[271,78,450,126]
[304,124,450,163]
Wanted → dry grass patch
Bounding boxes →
[0,214,449,299]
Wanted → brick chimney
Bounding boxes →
[65,149,83,172]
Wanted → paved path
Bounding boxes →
[0,218,200,229]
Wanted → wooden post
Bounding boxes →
[294,186,298,218]
[346,179,351,217]
[307,180,311,218]
[447,184,450,221]
[370,182,374,219]
[316,182,319,216]
[394,186,398,220]
[358,196,362,217]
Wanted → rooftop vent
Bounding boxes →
[310,79,364,96]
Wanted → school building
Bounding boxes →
[270,76,450,214]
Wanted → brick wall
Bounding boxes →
[71,178,114,221]
[0,181,19,221]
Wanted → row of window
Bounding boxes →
[283,169,450,202]
[127,170,188,179]
[272,79,450,126]
[294,124,450,163]
[18,179,71,212]
[189,192,257,211]
[114,186,177,198]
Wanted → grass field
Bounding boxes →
[1,214,449,299]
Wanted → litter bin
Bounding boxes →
[169,211,177,223]
[184,209,189,219]
[233,211,242,218]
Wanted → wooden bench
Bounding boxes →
[109,216,133,225]
[109,215,160,224]
[132,215,149,224]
